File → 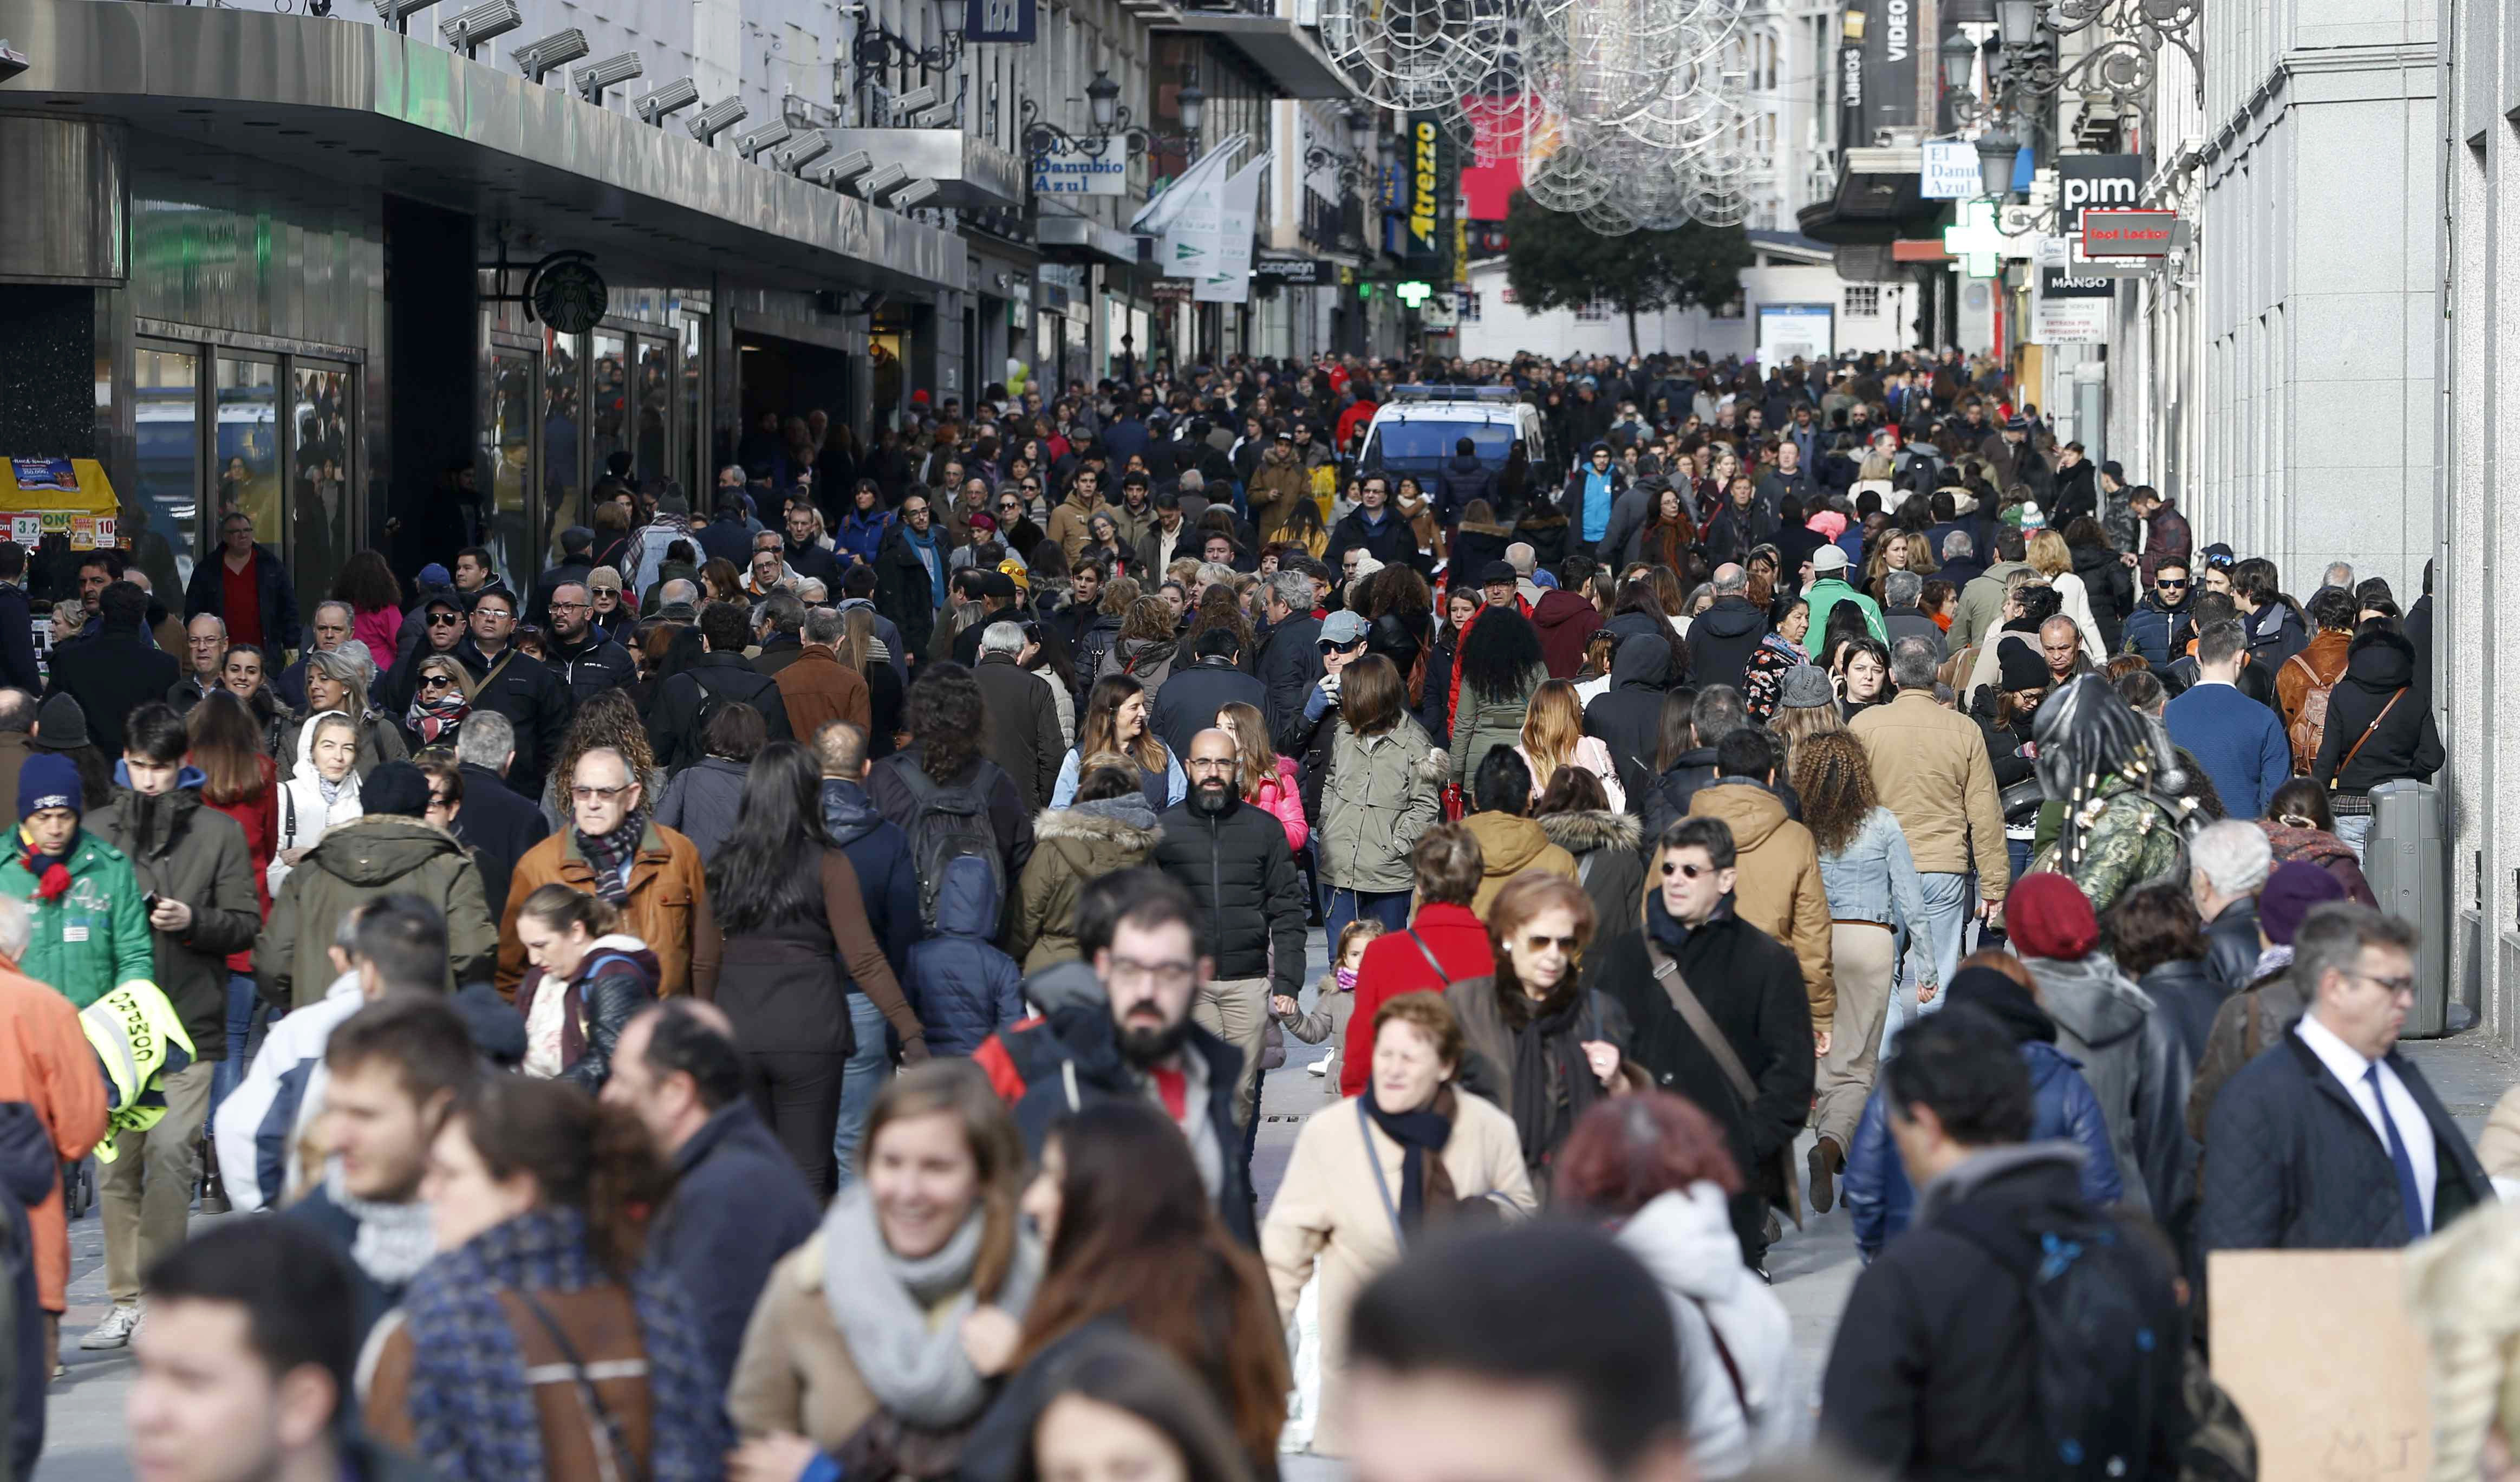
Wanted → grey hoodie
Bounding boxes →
[2022,953,2195,1222]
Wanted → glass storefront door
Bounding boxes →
[482,348,538,589]
[213,354,282,551]
[132,344,201,594]
[289,361,355,601]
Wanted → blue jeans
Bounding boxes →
[831,992,894,1190]
[211,973,259,1112]
[1886,873,1974,1055]
[2336,812,2372,861]
[2007,837,2034,882]
[1327,888,1412,946]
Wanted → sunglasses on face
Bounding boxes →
[1661,860,1714,879]
[420,674,456,690]
[2158,578,2189,590]
[1521,933,1580,954]
[427,613,462,627]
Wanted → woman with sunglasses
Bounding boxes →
[1441,870,1631,1191]
[380,594,472,714]
[1583,815,1815,1271]
[994,486,1048,563]
[401,654,474,751]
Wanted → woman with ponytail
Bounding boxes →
[366,1072,728,1482]
[513,883,659,1091]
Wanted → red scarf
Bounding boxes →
[17,835,71,903]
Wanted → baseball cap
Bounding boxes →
[1319,609,1369,647]
[1811,544,1850,573]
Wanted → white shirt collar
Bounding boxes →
[2294,1009,2378,1089]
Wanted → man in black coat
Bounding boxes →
[0,542,39,693]
[542,580,636,706]
[778,501,841,589]
[2202,902,2491,1253]
[1580,633,1670,811]
[180,511,301,657]
[1586,814,1813,1269]
[1254,570,1325,749]
[609,1000,820,1382]
[1323,474,1422,575]
[2191,819,2269,996]
[450,712,552,913]
[1153,731,1307,1136]
[1152,629,1267,762]
[1821,1010,2188,1478]
[1684,567,1768,697]
[872,493,945,666]
[452,587,574,805]
[45,582,180,759]
[969,626,1062,811]
[646,600,793,774]
[525,526,596,628]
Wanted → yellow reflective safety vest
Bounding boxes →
[79,980,195,1162]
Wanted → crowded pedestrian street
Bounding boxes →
[0,0,2508,1457]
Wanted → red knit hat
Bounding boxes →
[2005,872,2099,960]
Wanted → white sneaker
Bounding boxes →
[80,1304,140,1350]
[1306,1058,1329,1077]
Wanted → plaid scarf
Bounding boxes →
[575,808,648,906]
[399,1206,727,1482]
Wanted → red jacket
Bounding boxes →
[1341,901,1495,1096]
[1531,587,1601,679]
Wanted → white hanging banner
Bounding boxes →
[1191,155,1269,300]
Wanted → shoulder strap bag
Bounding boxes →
[506,1286,646,1482]
[1644,940,1803,1228]
[1403,927,1449,981]
[2329,689,2406,792]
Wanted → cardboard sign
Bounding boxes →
[2210,1250,2431,1480]
[9,516,36,545]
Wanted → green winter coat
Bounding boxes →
[1449,661,1548,784]
[256,814,499,1010]
[1321,716,1448,895]
[0,828,155,1010]
[1801,576,1889,659]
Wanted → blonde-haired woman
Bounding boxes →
[729,1060,1041,1481]
[2026,527,2106,661]
[400,652,474,751]
[1851,452,1896,505]
[1514,679,1625,811]
[1866,530,1938,602]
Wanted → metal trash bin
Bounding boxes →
[2366,779,2450,1037]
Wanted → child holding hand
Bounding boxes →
[1273,919,1385,1088]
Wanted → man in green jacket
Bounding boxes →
[1801,544,1889,660]
[86,702,260,1341]
[0,751,162,1350]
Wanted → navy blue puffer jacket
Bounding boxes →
[901,854,1025,1056]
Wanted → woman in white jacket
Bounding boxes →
[268,710,363,897]
[1555,1094,1806,1477]
[2027,529,2106,662]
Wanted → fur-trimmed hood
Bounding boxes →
[1032,796,1162,847]
[1538,808,1643,856]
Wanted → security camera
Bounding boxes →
[856,162,908,199]
[634,77,700,125]
[687,96,747,143]
[811,149,874,188]
[891,84,939,115]
[888,177,941,209]
[774,133,831,173]
[571,50,642,105]
[0,40,26,82]
[512,28,590,84]
[732,120,792,161]
[437,0,519,57]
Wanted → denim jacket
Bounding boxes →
[1815,806,1931,942]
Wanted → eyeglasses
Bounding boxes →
[1660,860,1715,879]
[1106,956,1196,990]
[549,600,589,612]
[1187,756,1238,773]
[569,782,633,801]
[2345,970,2418,998]
[426,613,463,627]
[1521,933,1581,954]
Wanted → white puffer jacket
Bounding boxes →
[1614,1184,1809,1477]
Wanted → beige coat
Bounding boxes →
[726,1233,886,1449]
[1848,688,2011,896]
[1689,779,1836,1026]
[1260,1092,1536,1456]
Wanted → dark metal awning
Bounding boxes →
[1156,9,1354,99]
[1796,150,1939,248]
[0,0,965,295]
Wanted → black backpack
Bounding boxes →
[1940,1199,2179,1479]
[887,757,1007,933]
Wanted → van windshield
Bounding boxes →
[1363,420,1519,474]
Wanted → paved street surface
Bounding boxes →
[38,938,2520,1480]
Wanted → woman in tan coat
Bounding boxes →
[1005,756,1162,971]
[1260,992,1536,1457]
[727,1062,1041,1482]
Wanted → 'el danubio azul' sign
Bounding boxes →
[1033,144,1125,196]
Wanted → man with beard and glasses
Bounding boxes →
[972,867,1259,1244]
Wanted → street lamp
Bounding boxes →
[1996,0,2040,49]
[1974,125,2022,198]
[1345,103,1373,155]
[1177,73,1204,135]
[1087,70,1120,131]
[1939,31,1978,93]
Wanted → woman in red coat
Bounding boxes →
[1340,822,1496,1097]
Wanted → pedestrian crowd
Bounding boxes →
[1,343,2508,1482]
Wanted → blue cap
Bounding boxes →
[418,563,452,589]
[17,753,81,822]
